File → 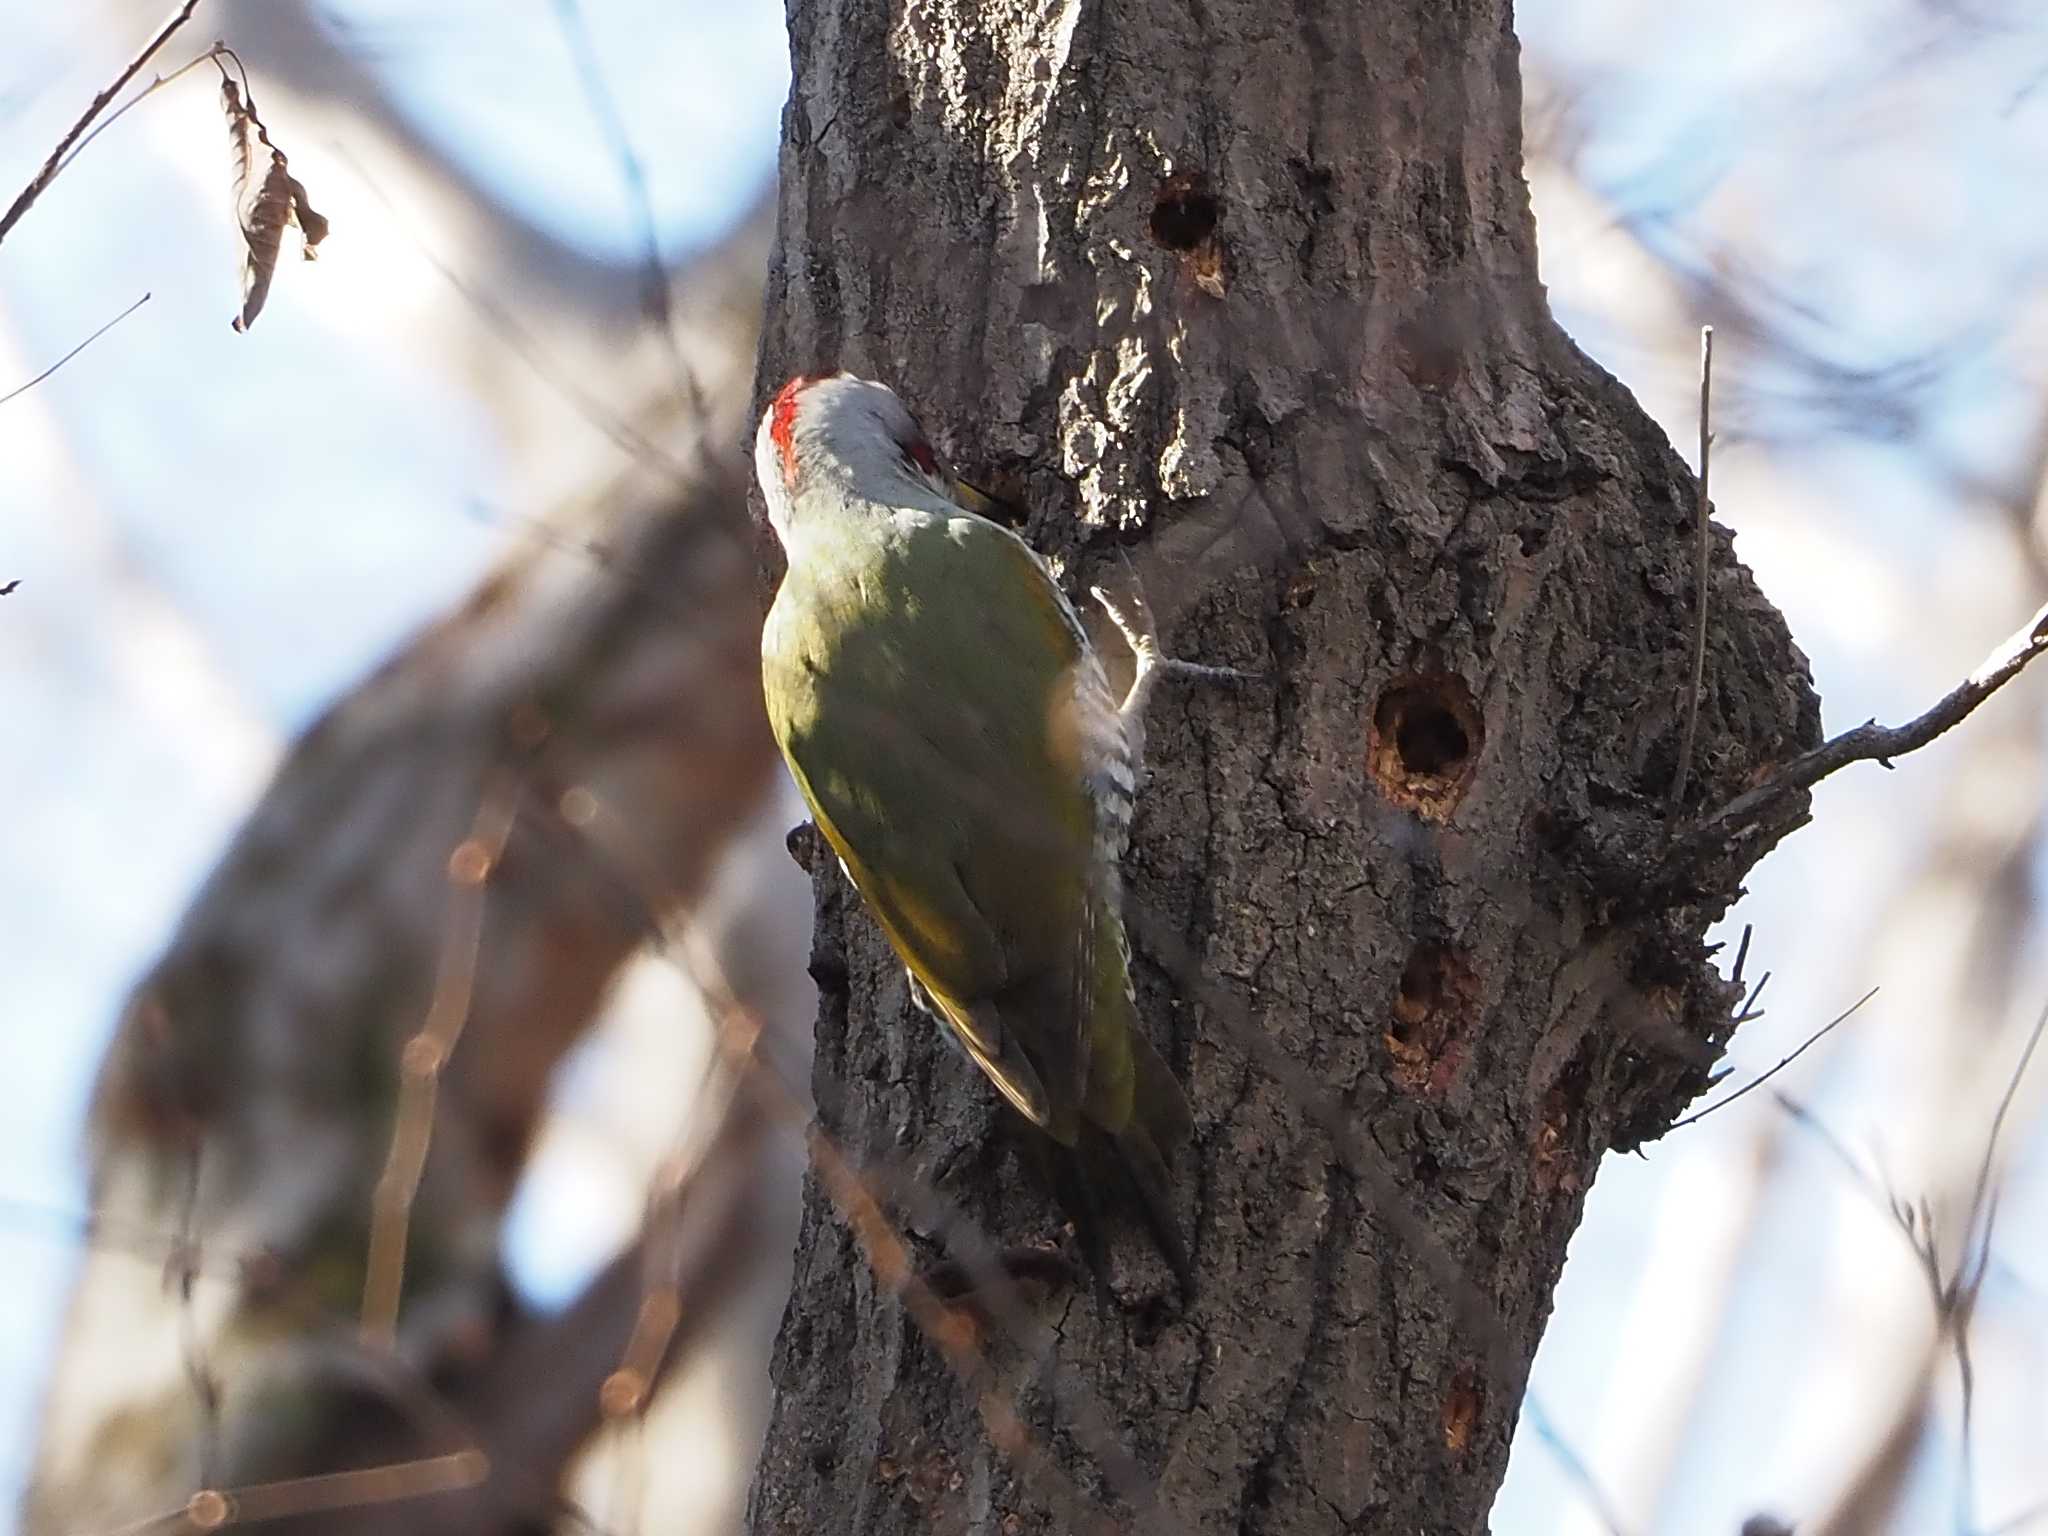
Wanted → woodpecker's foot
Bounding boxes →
[1158,655,1262,685]
[1090,577,1258,721]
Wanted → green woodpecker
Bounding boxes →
[755,371,1202,1279]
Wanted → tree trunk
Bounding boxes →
[746,3,1819,1534]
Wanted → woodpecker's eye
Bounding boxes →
[901,437,939,477]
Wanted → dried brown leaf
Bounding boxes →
[287,173,328,255]
[224,79,255,203]
[220,75,326,331]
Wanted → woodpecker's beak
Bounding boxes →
[948,475,1026,527]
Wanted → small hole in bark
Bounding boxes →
[1386,943,1478,1096]
[1367,672,1483,820]
[1532,1047,1593,1197]
[1441,1365,1484,1456]
[1392,704,1465,774]
[1150,174,1219,250]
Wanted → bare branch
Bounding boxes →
[1771,1090,1888,1210]
[1800,1015,2029,1533]
[51,47,229,182]
[361,773,523,1350]
[1521,1395,1634,1536]
[0,292,150,409]
[557,795,1166,1533]
[1665,985,1876,1131]
[214,1451,489,1526]
[1964,993,2048,1250]
[799,1122,1123,1536]
[1667,597,2048,870]
[1669,324,1715,816]
[334,149,699,484]
[1948,994,2048,1530]
[0,0,200,247]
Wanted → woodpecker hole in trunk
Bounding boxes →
[1150,174,1219,250]
[1367,672,1482,819]
[1385,942,1478,1096]
[1440,1364,1485,1457]
[1532,1046,1593,1198]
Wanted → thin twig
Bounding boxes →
[547,0,704,417]
[1835,995,2048,1536]
[68,1441,491,1536]
[1771,1090,1889,1209]
[800,1125,1119,1536]
[1666,596,2048,872]
[51,47,228,182]
[332,147,697,484]
[1949,994,2048,1532]
[594,1037,745,1536]
[1665,986,1877,1131]
[360,773,522,1349]
[0,0,201,247]
[293,1309,613,1535]
[1521,1395,1634,1536]
[559,789,1153,1534]
[203,1450,489,1526]
[1726,923,1753,992]
[1964,994,2048,1245]
[698,917,1164,1527]
[0,292,150,409]
[1669,324,1715,816]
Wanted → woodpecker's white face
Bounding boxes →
[754,373,953,546]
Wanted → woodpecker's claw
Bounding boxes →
[1088,584,1157,664]
[1090,580,1258,724]
[1160,656,1262,684]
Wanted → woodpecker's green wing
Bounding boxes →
[762,510,1122,1143]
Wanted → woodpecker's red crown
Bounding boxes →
[759,373,943,497]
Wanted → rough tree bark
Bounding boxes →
[745,3,1818,1534]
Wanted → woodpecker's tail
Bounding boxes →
[1057,1026,1194,1299]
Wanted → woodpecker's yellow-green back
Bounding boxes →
[755,374,1191,1277]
